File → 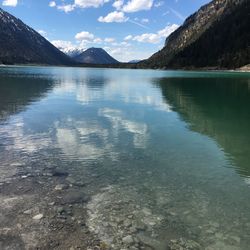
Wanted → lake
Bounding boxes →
[0,66,250,250]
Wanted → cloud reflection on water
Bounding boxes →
[0,69,175,164]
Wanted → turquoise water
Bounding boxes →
[0,66,250,249]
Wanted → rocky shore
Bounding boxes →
[0,159,198,250]
[0,151,248,250]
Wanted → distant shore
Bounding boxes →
[0,63,250,73]
[236,64,250,72]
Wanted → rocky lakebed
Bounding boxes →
[0,151,248,250]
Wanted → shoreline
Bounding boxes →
[0,63,250,74]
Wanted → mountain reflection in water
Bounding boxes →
[156,76,250,178]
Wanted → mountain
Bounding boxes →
[73,48,119,64]
[143,0,250,69]
[57,47,86,58]
[0,8,73,65]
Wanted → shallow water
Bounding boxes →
[0,66,250,249]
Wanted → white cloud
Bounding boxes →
[51,40,87,56]
[2,0,17,7]
[74,31,105,47]
[57,4,75,13]
[158,24,179,37]
[74,0,110,8]
[120,41,130,46]
[51,40,76,50]
[133,33,160,44]
[124,35,133,41]
[123,0,153,13]
[105,41,151,62]
[104,37,115,43]
[111,46,153,62]
[93,38,102,43]
[112,0,123,10]
[37,30,47,37]
[132,24,179,44]
[75,31,95,41]
[56,127,105,160]
[55,0,110,12]
[49,1,56,7]
[99,108,148,149]
[52,33,118,54]
[98,11,128,23]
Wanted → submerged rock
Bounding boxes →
[66,176,87,187]
[137,234,162,249]
[52,169,69,177]
[56,207,65,214]
[169,238,201,250]
[32,214,44,220]
[60,190,89,205]
[55,184,68,191]
[23,209,32,215]
[205,241,240,250]
[122,235,134,245]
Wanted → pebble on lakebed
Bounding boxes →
[54,184,69,191]
[32,214,44,220]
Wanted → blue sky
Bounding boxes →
[2,0,210,62]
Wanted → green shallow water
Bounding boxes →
[0,66,250,249]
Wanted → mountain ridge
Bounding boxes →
[73,48,119,64]
[142,0,249,69]
[0,8,73,65]
[57,47,86,58]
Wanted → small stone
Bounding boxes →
[130,227,137,233]
[55,184,68,191]
[33,214,44,220]
[52,169,69,177]
[10,163,23,167]
[123,219,132,228]
[66,177,77,184]
[135,222,146,231]
[43,172,53,177]
[23,209,32,215]
[137,235,161,249]
[230,236,241,244]
[142,208,152,215]
[100,242,109,250]
[206,229,215,234]
[169,211,177,216]
[57,207,65,214]
[148,221,156,226]
[183,210,190,215]
[122,235,134,244]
